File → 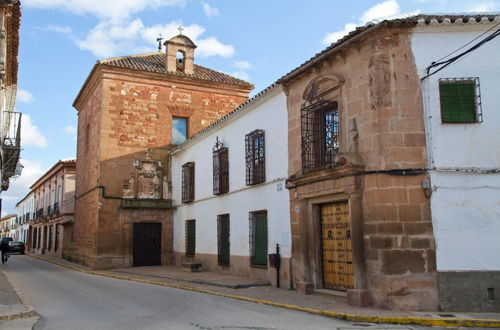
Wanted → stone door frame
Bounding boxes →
[306,192,367,294]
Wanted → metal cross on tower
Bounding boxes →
[178,26,184,35]
[156,34,163,51]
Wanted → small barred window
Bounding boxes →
[245,130,265,186]
[439,78,482,123]
[181,162,195,203]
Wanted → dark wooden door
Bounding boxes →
[133,223,161,267]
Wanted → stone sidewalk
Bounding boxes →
[31,254,500,328]
[0,264,38,324]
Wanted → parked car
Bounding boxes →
[8,241,25,254]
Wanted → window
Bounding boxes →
[181,162,195,203]
[213,147,229,195]
[301,100,339,174]
[245,129,265,185]
[439,78,482,123]
[185,219,196,257]
[217,214,230,266]
[172,117,188,144]
[249,211,268,267]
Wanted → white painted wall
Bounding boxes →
[16,192,34,243]
[171,87,291,258]
[412,20,500,271]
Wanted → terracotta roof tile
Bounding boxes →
[99,52,253,89]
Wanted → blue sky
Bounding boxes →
[3,0,499,215]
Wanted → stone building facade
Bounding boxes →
[68,34,253,269]
[280,18,439,311]
[30,159,76,258]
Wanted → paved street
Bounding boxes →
[0,255,442,330]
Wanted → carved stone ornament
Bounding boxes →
[302,74,345,103]
[334,152,365,168]
[369,53,392,110]
[122,156,165,200]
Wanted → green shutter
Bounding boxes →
[217,215,230,265]
[440,81,476,123]
[185,220,196,257]
[252,213,268,266]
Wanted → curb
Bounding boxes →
[0,269,39,322]
[29,254,500,328]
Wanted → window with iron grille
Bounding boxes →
[185,219,196,257]
[182,162,195,203]
[217,214,230,266]
[439,78,482,123]
[301,100,340,174]
[249,211,268,267]
[245,130,265,185]
[213,147,229,195]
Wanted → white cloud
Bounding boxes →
[231,71,250,81]
[469,2,498,12]
[17,89,34,104]
[39,24,73,35]
[21,114,48,148]
[24,0,185,22]
[64,126,77,134]
[322,0,420,45]
[202,1,219,18]
[322,23,358,45]
[232,61,251,70]
[0,159,46,215]
[74,19,233,58]
[360,0,400,24]
[196,37,235,58]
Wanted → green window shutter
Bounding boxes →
[217,215,230,265]
[439,80,477,123]
[185,220,196,257]
[252,212,268,266]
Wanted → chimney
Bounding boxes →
[164,32,197,75]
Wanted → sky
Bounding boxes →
[2,0,499,215]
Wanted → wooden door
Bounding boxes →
[133,223,161,267]
[321,201,354,291]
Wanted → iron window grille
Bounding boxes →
[245,129,265,186]
[48,225,52,251]
[213,146,229,195]
[249,211,268,267]
[217,214,230,266]
[181,162,195,203]
[55,224,59,252]
[185,219,196,257]
[439,77,482,123]
[301,100,340,174]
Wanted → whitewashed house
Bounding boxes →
[412,14,500,312]
[15,191,34,244]
[171,85,291,286]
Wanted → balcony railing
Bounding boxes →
[1,111,22,191]
[36,208,43,220]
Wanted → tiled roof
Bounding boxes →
[278,14,500,83]
[99,52,254,89]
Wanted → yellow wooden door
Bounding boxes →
[321,201,354,291]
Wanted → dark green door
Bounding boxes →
[217,215,230,265]
[185,220,196,257]
[252,212,268,266]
